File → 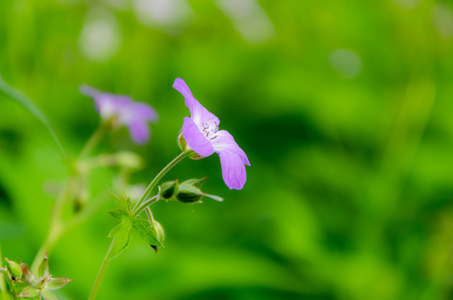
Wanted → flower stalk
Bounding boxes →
[131,152,186,214]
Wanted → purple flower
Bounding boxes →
[173,78,250,190]
[80,85,158,144]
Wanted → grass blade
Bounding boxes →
[0,77,66,157]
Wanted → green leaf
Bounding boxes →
[107,209,129,221]
[107,189,129,212]
[0,77,65,157]
[106,220,132,260]
[132,218,163,247]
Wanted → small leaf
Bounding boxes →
[38,253,49,278]
[45,277,71,290]
[107,188,128,212]
[17,286,39,298]
[20,262,36,285]
[132,218,163,247]
[107,209,129,221]
[106,220,132,260]
[41,289,57,300]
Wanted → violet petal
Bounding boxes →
[128,120,150,145]
[217,150,247,190]
[182,117,214,157]
[212,130,250,166]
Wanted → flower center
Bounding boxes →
[201,117,219,141]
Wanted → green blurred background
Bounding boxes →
[1,0,453,299]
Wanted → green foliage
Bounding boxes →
[1,1,453,299]
[106,220,132,260]
[131,218,163,248]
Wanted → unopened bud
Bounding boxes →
[158,180,178,200]
[175,183,203,203]
[38,253,49,278]
[150,221,165,253]
[4,258,22,280]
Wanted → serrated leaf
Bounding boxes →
[107,209,129,221]
[132,218,163,247]
[106,221,132,260]
[107,188,129,212]
[126,198,132,210]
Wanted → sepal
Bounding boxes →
[4,257,22,280]
[38,253,49,278]
[17,286,39,298]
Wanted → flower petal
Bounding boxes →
[128,120,150,145]
[182,117,214,157]
[119,101,158,124]
[213,130,250,166]
[80,85,131,119]
[217,150,247,190]
[173,78,219,128]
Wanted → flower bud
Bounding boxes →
[38,253,49,278]
[175,183,204,203]
[45,277,72,290]
[158,180,178,200]
[150,221,165,253]
[4,258,22,280]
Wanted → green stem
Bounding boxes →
[131,152,186,213]
[0,243,7,299]
[88,249,112,300]
[130,196,159,219]
[31,178,73,273]
[80,124,107,159]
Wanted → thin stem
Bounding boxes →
[0,243,7,299]
[80,123,107,159]
[145,207,155,223]
[132,152,186,213]
[31,178,73,272]
[88,255,111,300]
[130,196,159,219]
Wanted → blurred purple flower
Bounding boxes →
[173,78,250,190]
[80,85,158,144]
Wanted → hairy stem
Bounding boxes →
[130,196,159,219]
